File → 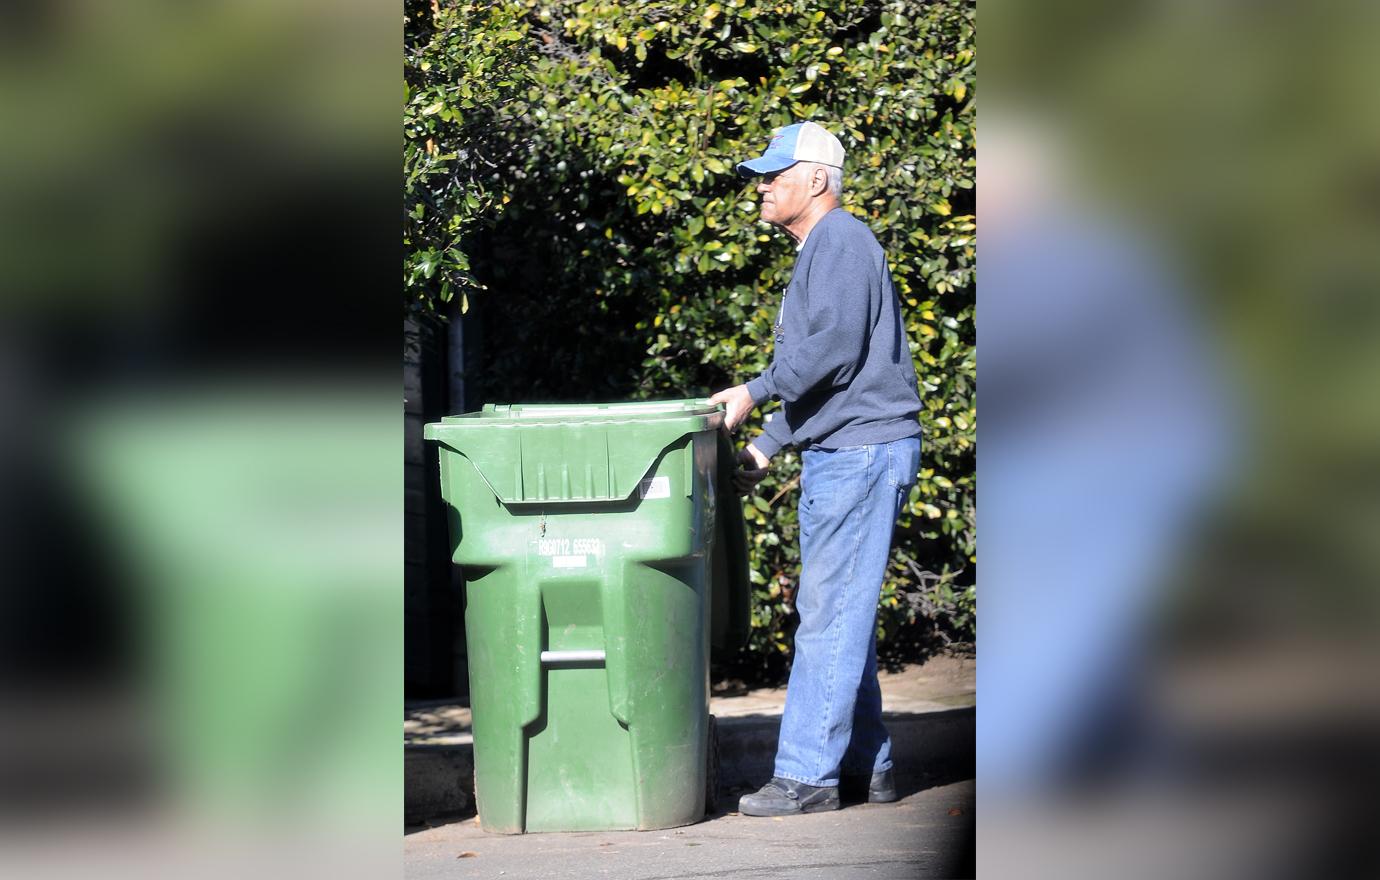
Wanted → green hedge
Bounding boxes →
[405,0,975,678]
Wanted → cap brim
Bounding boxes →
[735,154,799,177]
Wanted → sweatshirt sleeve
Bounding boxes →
[750,411,794,460]
[746,230,872,404]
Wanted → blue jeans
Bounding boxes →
[773,435,921,787]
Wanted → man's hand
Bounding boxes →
[708,384,754,432]
[734,442,771,495]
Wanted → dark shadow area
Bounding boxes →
[462,183,666,406]
[890,762,976,801]
[404,812,473,836]
[405,317,462,700]
[878,623,975,674]
[713,622,973,688]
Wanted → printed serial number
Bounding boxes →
[536,537,605,557]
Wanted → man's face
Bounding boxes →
[756,162,818,227]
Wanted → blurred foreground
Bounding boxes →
[0,1,398,878]
[981,1,1380,877]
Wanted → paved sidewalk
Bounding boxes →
[405,777,974,879]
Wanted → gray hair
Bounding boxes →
[801,161,843,198]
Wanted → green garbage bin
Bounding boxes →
[424,399,750,834]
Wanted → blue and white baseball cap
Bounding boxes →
[735,121,846,177]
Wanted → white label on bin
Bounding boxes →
[638,476,671,499]
[535,537,604,566]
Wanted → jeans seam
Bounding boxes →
[811,444,874,780]
[811,452,866,783]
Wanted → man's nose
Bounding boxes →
[756,179,769,194]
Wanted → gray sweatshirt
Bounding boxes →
[745,207,922,459]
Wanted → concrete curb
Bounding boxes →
[405,706,973,826]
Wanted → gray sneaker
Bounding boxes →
[738,777,840,817]
[840,768,898,803]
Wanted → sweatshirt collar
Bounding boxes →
[795,206,846,251]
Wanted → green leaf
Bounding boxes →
[402,0,977,666]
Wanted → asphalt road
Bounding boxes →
[404,777,974,879]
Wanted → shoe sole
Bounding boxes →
[738,798,840,817]
[839,793,899,805]
[840,781,899,804]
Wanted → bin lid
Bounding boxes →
[446,399,720,424]
[423,398,724,505]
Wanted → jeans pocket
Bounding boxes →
[887,437,922,489]
[801,445,871,518]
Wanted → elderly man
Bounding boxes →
[709,121,923,816]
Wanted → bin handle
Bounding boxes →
[540,649,606,665]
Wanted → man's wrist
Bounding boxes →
[745,442,771,469]
[745,375,772,405]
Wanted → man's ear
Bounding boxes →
[810,166,828,196]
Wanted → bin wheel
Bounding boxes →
[705,714,721,815]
